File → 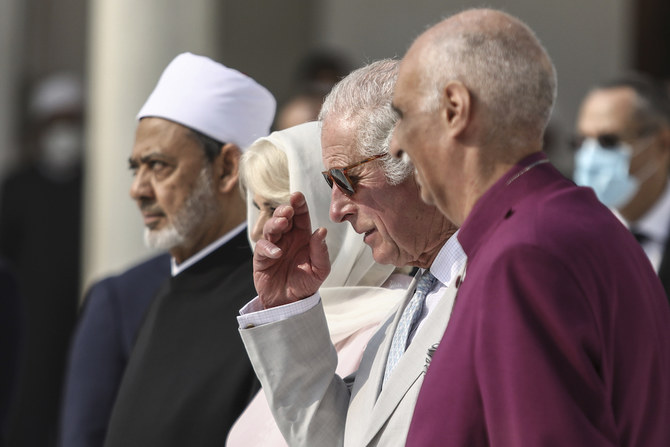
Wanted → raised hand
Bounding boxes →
[253,192,331,308]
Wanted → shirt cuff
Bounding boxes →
[237,293,321,329]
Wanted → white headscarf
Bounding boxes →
[245,121,405,343]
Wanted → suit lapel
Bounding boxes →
[345,276,418,445]
[362,264,465,445]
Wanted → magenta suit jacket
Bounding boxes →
[407,152,670,446]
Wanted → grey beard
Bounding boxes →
[143,167,216,251]
[144,224,184,251]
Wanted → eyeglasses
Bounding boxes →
[321,153,386,196]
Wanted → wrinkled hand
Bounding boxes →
[253,192,331,308]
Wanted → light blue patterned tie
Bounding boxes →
[383,270,437,385]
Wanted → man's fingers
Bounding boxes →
[289,191,307,210]
[263,214,292,243]
[309,227,331,280]
[262,192,313,244]
[290,192,313,232]
[254,238,282,260]
[273,201,297,219]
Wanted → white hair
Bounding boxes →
[238,139,290,205]
[319,59,413,185]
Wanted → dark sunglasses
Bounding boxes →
[570,134,623,150]
[570,126,656,151]
[321,154,385,196]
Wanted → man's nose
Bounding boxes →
[129,168,153,201]
[329,185,352,223]
[389,129,403,159]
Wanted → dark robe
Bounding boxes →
[103,231,259,447]
[0,258,20,447]
[59,253,171,447]
[0,164,81,447]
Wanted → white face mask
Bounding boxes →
[573,137,656,209]
[40,122,83,172]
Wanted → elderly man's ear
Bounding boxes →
[443,81,471,138]
[217,143,241,193]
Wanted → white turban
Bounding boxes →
[137,52,276,149]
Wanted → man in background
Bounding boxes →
[0,258,20,447]
[0,72,84,447]
[98,52,275,447]
[573,73,670,297]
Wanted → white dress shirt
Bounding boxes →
[614,180,670,272]
[409,230,467,343]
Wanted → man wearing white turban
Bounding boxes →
[64,52,275,447]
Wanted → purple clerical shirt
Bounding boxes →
[406,152,670,446]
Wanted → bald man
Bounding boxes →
[391,8,670,446]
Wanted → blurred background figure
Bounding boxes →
[573,73,670,298]
[0,258,20,447]
[542,107,573,177]
[0,72,84,447]
[274,88,325,131]
[274,49,353,130]
[292,48,353,95]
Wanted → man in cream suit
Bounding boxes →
[238,59,466,446]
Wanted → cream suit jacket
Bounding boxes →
[240,265,465,447]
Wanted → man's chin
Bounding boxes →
[370,246,398,267]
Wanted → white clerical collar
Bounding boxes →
[171,223,247,276]
[427,229,467,287]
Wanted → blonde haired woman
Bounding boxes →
[227,121,410,445]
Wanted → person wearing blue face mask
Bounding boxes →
[574,73,670,298]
